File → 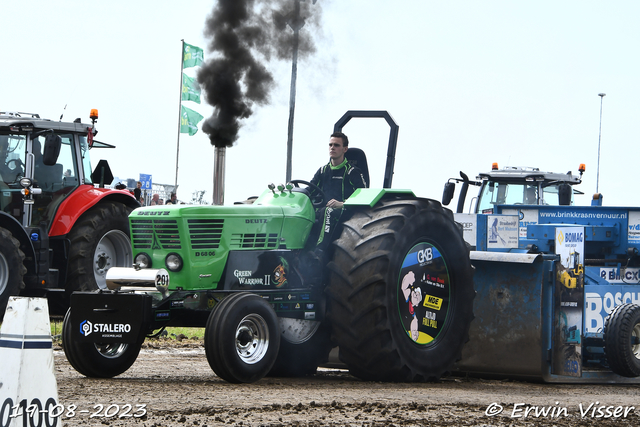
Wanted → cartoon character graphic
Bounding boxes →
[269,257,290,288]
[273,264,286,287]
[401,271,423,342]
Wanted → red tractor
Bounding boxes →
[0,110,139,317]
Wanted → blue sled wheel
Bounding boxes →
[604,303,640,377]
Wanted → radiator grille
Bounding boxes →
[230,233,279,249]
[188,219,224,250]
[131,219,181,249]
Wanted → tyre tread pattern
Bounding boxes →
[61,309,143,378]
[66,202,132,292]
[204,293,281,383]
[327,198,475,382]
[0,227,27,317]
[604,303,640,377]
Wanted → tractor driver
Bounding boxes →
[309,132,367,259]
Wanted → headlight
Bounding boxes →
[165,253,183,272]
[19,177,32,188]
[134,253,152,269]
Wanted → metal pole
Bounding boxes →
[596,93,606,194]
[285,0,302,183]
[175,40,185,191]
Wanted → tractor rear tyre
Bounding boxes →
[604,303,640,377]
[205,293,280,383]
[66,202,133,292]
[268,318,333,377]
[61,309,143,378]
[327,198,475,382]
[0,227,26,318]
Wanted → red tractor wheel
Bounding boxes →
[66,202,133,292]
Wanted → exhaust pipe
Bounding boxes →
[105,267,169,294]
[213,146,225,205]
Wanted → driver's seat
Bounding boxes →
[345,147,370,188]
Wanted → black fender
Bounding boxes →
[98,193,142,211]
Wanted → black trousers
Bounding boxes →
[312,207,344,253]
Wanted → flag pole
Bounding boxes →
[174,39,185,192]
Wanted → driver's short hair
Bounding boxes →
[330,132,349,147]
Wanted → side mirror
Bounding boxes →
[442,182,455,206]
[42,134,62,166]
[558,183,572,206]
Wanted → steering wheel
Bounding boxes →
[6,159,21,170]
[4,159,24,183]
[289,179,326,209]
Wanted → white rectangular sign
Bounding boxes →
[555,227,585,269]
[453,213,477,247]
[629,211,640,244]
[487,215,518,249]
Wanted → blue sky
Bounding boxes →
[2,1,638,207]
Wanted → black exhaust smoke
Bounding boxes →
[198,0,322,148]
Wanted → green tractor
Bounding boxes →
[62,111,475,383]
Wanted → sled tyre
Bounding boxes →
[62,309,143,378]
[604,303,640,377]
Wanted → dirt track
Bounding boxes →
[48,339,640,427]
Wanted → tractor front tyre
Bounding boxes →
[66,202,133,292]
[205,293,280,383]
[268,319,333,377]
[604,303,640,377]
[327,198,475,382]
[0,227,26,318]
[61,309,143,378]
